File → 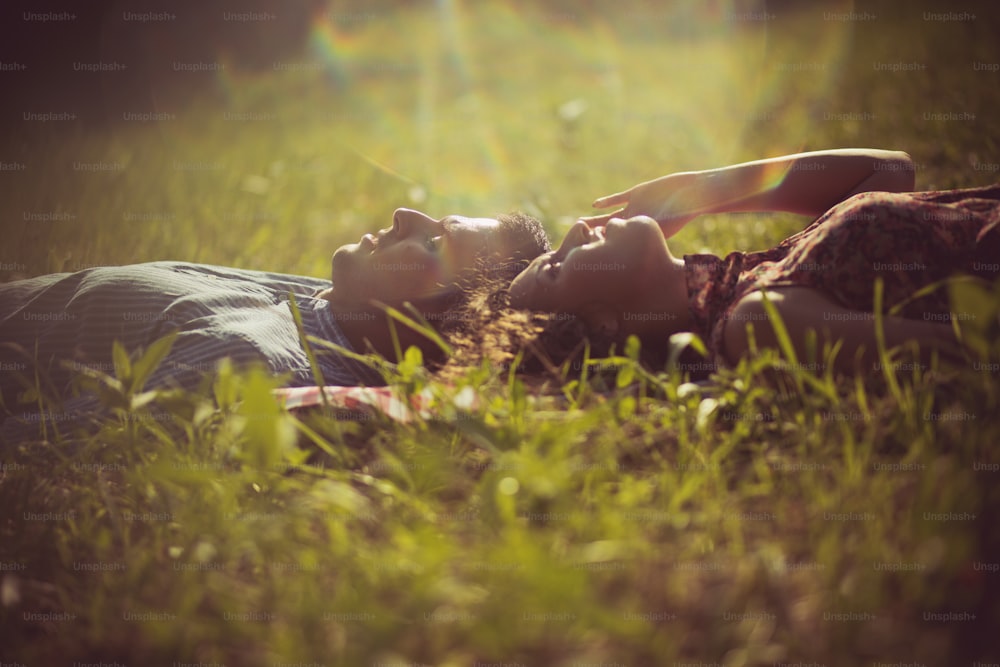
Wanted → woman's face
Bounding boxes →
[331,208,508,306]
[508,216,672,326]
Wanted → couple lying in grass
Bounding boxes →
[2,148,999,435]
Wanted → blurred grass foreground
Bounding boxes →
[2,0,1000,664]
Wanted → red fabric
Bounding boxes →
[274,385,430,422]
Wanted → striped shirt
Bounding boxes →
[1,261,384,439]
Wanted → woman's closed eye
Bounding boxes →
[425,234,443,251]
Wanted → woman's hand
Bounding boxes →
[579,171,708,239]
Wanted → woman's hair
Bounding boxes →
[433,276,674,387]
[408,211,688,384]
[421,210,593,381]
[403,211,558,368]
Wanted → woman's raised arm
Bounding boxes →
[583,149,915,238]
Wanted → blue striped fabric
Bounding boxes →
[1,261,385,439]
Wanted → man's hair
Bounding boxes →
[493,211,551,281]
[402,212,549,364]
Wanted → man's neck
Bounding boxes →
[327,300,445,366]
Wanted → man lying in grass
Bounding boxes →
[0,209,549,438]
[445,149,1000,379]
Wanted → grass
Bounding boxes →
[3,1,1000,664]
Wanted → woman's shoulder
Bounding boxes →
[907,182,1000,204]
[808,184,1000,228]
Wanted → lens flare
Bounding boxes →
[161,0,857,220]
[308,13,354,89]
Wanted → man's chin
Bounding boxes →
[331,245,361,282]
[331,242,358,265]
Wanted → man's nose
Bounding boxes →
[392,208,438,237]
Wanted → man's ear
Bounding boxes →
[410,287,463,318]
[584,306,620,339]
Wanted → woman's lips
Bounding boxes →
[361,234,377,251]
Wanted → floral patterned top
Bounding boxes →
[683,184,1000,362]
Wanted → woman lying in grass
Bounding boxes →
[0,209,548,438]
[447,149,1000,379]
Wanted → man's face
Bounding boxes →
[330,208,509,307]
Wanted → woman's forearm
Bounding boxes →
[723,286,959,376]
[695,149,915,218]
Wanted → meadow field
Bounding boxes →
[2,0,1000,664]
